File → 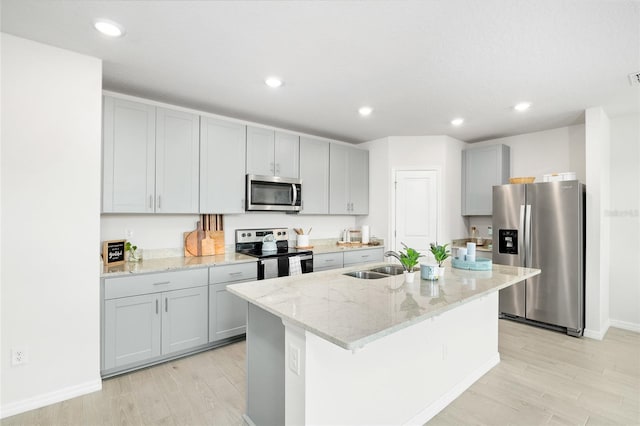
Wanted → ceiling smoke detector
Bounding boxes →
[628,71,640,87]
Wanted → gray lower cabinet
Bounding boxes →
[343,247,384,266]
[313,252,344,272]
[209,262,257,342]
[102,268,209,373]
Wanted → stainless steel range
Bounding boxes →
[235,228,313,279]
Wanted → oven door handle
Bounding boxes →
[291,184,298,206]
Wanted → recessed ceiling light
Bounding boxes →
[514,102,531,112]
[358,106,373,116]
[265,77,283,88]
[451,118,464,126]
[93,19,125,37]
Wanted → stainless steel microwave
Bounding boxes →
[246,174,302,212]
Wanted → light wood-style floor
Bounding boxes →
[2,320,639,426]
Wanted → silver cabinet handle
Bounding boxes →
[149,195,153,209]
[519,205,526,266]
[157,195,161,209]
[270,162,275,173]
[362,254,370,258]
[156,299,159,314]
[229,271,243,276]
[165,297,168,312]
[153,281,170,286]
[241,198,245,210]
[324,259,335,262]
[276,163,280,174]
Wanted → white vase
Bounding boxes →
[437,267,445,278]
[403,270,416,283]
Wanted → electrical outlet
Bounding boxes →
[288,344,300,375]
[11,347,28,366]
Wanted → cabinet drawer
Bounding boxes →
[313,252,343,271]
[104,268,208,300]
[343,248,384,266]
[210,262,257,284]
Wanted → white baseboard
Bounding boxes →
[0,378,102,419]
[404,353,501,425]
[610,319,640,333]
[584,318,611,340]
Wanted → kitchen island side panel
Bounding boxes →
[246,303,285,426]
[301,293,499,425]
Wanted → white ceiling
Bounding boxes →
[2,0,639,143]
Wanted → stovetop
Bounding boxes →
[235,228,312,259]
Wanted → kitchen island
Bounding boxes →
[228,262,540,426]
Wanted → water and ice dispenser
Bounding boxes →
[498,229,518,254]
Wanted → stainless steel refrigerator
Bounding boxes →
[493,180,585,336]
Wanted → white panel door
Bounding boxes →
[161,286,208,355]
[394,170,438,255]
[274,132,299,178]
[199,116,246,213]
[155,107,200,213]
[102,96,156,213]
[299,137,329,214]
[103,293,161,370]
[246,126,275,176]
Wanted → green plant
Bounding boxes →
[125,241,138,260]
[430,242,450,267]
[398,243,424,271]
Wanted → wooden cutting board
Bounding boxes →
[184,231,199,257]
[201,232,216,256]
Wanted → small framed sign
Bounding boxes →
[103,239,126,266]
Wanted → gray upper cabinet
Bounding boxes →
[155,107,200,213]
[102,96,156,213]
[299,136,329,214]
[200,116,246,213]
[329,144,369,215]
[246,126,299,178]
[102,96,199,213]
[461,144,510,215]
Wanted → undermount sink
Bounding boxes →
[368,265,405,276]
[343,271,390,280]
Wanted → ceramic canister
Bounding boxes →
[420,263,439,280]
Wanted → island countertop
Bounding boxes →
[227,262,540,350]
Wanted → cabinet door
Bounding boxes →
[209,282,248,342]
[462,144,510,215]
[349,148,369,214]
[299,137,329,214]
[329,143,350,214]
[200,117,246,213]
[274,132,299,178]
[343,248,384,266]
[161,286,208,355]
[104,293,161,370]
[246,126,275,176]
[102,96,156,213]
[155,107,200,213]
[313,252,343,271]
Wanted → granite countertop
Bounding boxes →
[101,251,256,277]
[310,243,384,255]
[452,238,493,252]
[101,241,382,277]
[227,261,540,351]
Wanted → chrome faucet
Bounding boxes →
[384,251,408,271]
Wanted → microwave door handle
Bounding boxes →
[291,184,298,206]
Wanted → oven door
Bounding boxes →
[258,254,313,280]
[246,174,302,212]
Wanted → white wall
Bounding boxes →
[466,124,586,238]
[584,107,611,339]
[471,124,586,182]
[100,213,357,252]
[1,35,102,417]
[359,135,468,251]
[608,113,640,330]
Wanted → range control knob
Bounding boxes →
[241,233,246,237]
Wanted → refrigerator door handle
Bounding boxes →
[525,204,532,267]
[519,204,526,266]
